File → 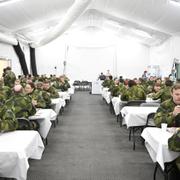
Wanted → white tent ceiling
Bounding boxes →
[0,0,179,47]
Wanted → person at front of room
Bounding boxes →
[98,72,106,81]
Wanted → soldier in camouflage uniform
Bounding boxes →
[3,66,16,88]
[121,80,146,101]
[152,80,173,102]
[102,75,114,88]
[24,82,46,109]
[0,79,12,105]
[0,104,18,132]
[154,83,180,127]
[5,84,38,130]
[35,81,52,108]
[43,80,59,98]
[109,79,126,97]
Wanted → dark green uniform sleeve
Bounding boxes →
[154,99,176,127]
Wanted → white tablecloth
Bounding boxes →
[141,127,180,170]
[121,106,158,128]
[101,87,111,104]
[29,109,57,138]
[92,81,102,94]
[0,130,44,180]
[58,91,71,101]
[51,98,64,114]
[111,97,127,115]
[68,87,74,95]
[111,97,120,115]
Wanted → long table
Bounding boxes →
[141,127,180,170]
[0,130,44,180]
[29,109,57,139]
[121,106,158,128]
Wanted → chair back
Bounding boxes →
[140,102,160,107]
[17,118,32,130]
[145,112,156,127]
[126,100,145,106]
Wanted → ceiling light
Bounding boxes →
[0,0,23,5]
[169,0,180,5]
[131,29,152,38]
[170,0,180,2]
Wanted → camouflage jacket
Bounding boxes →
[168,129,180,171]
[121,85,146,101]
[34,89,51,108]
[154,98,177,127]
[5,93,36,118]
[102,80,114,88]
[152,86,171,102]
[29,90,46,108]
[4,71,16,88]
[0,85,12,100]
[45,86,59,99]
[0,105,18,132]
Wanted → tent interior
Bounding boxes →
[0,0,180,81]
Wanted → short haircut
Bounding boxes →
[171,83,180,92]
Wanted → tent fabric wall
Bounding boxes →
[0,42,22,75]
[149,36,180,77]
[34,35,149,80]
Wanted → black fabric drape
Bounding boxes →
[13,43,29,75]
[30,47,38,76]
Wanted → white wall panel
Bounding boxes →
[0,42,22,76]
[149,36,180,78]
[116,39,149,79]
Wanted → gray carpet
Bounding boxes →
[27,91,164,180]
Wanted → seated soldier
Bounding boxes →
[35,82,52,108]
[0,104,18,132]
[152,79,173,102]
[24,82,46,109]
[121,80,146,101]
[43,80,59,98]
[0,79,12,103]
[5,84,38,130]
[147,82,161,98]
[154,83,180,127]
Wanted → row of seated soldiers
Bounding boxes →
[102,75,180,174]
[102,75,173,102]
[0,68,71,132]
[3,67,71,91]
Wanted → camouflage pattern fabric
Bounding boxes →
[168,129,180,171]
[168,129,180,152]
[152,86,171,102]
[102,80,114,88]
[34,89,51,108]
[121,85,146,101]
[4,70,16,88]
[5,93,36,118]
[154,98,177,127]
[0,105,18,132]
[29,90,46,108]
[45,86,59,98]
